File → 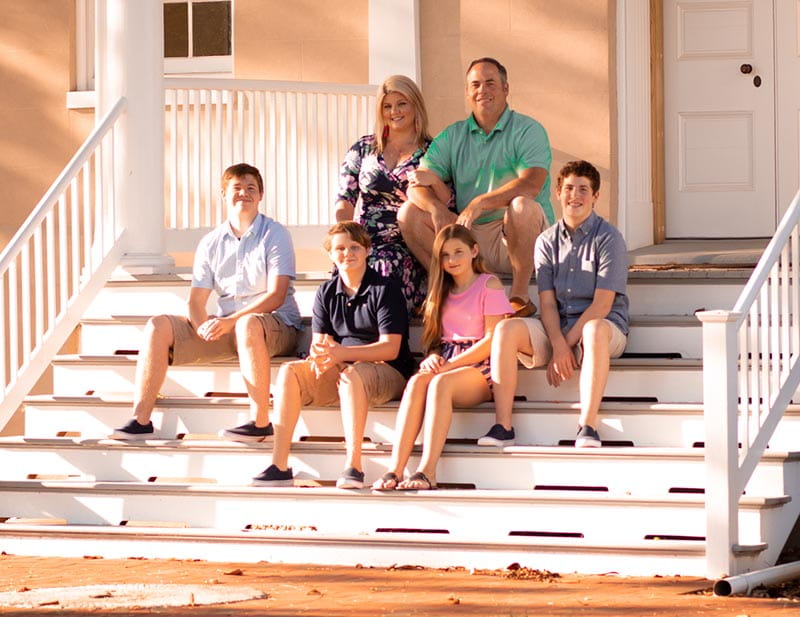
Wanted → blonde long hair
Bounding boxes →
[421,224,488,353]
[373,75,431,154]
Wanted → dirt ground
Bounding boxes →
[1,554,799,616]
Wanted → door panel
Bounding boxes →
[664,0,776,237]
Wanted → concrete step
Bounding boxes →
[24,394,800,450]
[78,314,703,358]
[1,436,797,498]
[0,478,784,575]
[49,355,705,403]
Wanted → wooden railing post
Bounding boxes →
[697,309,742,578]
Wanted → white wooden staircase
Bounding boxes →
[2,265,800,577]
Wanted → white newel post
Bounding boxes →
[96,0,174,273]
[697,309,742,578]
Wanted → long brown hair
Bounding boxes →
[373,75,431,154]
[421,224,488,353]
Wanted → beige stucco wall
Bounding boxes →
[0,0,616,242]
[234,0,369,83]
[0,0,94,251]
[419,0,616,222]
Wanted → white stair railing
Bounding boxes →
[698,188,800,578]
[0,97,128,428]
[163,78,376,232]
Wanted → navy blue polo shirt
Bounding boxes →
[312,267,415,379]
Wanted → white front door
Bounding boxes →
[664,0,776,238]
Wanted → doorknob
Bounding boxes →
[753,75,762,87]
[740,63,753,74]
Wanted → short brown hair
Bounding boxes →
[466,57,508,84]
[221,163,264,194]
[556,160,601,194]
[323,221,371,252]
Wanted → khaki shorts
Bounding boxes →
[166,313,298,366]
[516,317,627,369]
[283,358,406,407]
[471,203,548,275]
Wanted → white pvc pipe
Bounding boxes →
[714,559,800,596]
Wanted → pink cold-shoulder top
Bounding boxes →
[441,273,514,342]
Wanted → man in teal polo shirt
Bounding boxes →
[398,57,553,316]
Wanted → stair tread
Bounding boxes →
[0,478,787,507]
[0,522,710,554]
[51,354,704,367]
[2,435,798,461]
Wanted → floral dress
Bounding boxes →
[336,134,430,313]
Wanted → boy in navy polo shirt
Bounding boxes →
[253,221,415,488]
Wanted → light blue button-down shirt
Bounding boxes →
[534,211,629,335]
[192,213,302,329]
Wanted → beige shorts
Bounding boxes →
[166,313,298,366]
[283,358,406,407]
[516,317,627,369]
[471,203,548,275]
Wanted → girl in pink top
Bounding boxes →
[373,224,513,490]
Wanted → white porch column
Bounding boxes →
[96,0,174,273]
[616,0,654,249]
[697,309,742,579]
[369,0,420,85]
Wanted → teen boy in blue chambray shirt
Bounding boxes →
[112,163,302,442]
[483,160,629,448]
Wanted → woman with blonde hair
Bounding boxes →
[335,75,447,313]
[373,224,513,490]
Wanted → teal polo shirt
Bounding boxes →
[421,106,553,226]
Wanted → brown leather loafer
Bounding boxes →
[509,296,537,318]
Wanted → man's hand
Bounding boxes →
[432,208,457,233]
[546,339,577,387]
[456,195,489,228]
[196,316,235,341]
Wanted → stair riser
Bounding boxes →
[0,487,768,544]
[51,362,705,403]
[78,321,702,358]
[0,531,710,576]
[0,444,791,497]
[85,279,745,320]
[24,401,800,450]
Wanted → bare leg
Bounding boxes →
[338,365,370,472]
[235,315,271,427]
[402,368,491,488]
[397,201,456,270]
[578,319,613,429]
[132,314,175,424]
[270,362,305,471]
[504,197,544,300]
[373,372,434,488]
[491,318,535,430]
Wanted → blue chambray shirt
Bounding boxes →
[191,213,303,329]
[534,211,629,335]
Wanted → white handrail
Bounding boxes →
[0,97,128,426]
[164,77,376,95]
[700,187,800,578]
[0,98,126,273]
